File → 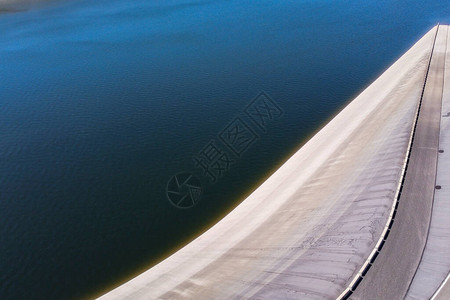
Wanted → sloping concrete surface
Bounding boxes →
[99,27,438,300]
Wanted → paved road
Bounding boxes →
[406,25,450,300]
[352,25,448,300]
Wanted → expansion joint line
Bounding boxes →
[336,24,440,300]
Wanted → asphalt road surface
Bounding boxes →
[352,25,448,300]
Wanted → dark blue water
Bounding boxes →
[1,0,449,298]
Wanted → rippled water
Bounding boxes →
[0,0,449,298]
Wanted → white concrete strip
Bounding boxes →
[432,273,450,300]
[99,28,435,300]
[406,25,450,300]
